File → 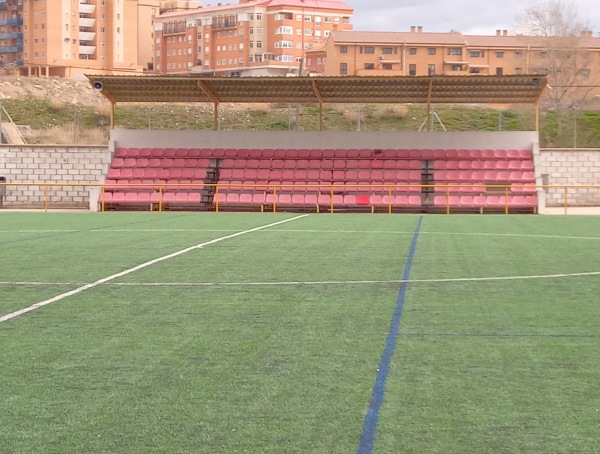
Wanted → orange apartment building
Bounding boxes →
[152,0,353,76]
[306,27,600,102]
[16,0,201,78]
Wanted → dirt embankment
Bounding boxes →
[0,76,107,105]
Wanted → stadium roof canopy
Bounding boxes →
[87,74,547,105]
[86,74,547,130]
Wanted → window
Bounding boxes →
[409,47,417,55]
[340,45,348,53]
[470,50,483,58]
[256,41,262,48]
[428,48,436,55]
[496,51,504,58]
[382,47,394,54]
[496,67,503,75]
[428,64,435,76]
[256,14,262,20]
[469,67,480,74]
[448,48,462,55]
[364,46,374,54]
[515,51,523,58]
[382,63,392,70]
[451,65,462,71]
[515,67,523,75]
[340,62,347,75]
[409,64,416,76]
[364,63,374,70]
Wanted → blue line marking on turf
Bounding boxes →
[357,216,423,454]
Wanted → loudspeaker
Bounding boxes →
[92,81,104,92]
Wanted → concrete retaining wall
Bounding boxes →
[538,149,600,206]
[0,145,112,208]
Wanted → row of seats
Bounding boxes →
[107,168,208,180]
[433,195,537,208]
[435,170,535,182]
[115,147,532,160]
[111,156,533,172]
[100,190,536,210]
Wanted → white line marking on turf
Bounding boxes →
[3,270,600,288]
[0,215,309,324]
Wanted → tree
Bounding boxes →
[516,0,599,110]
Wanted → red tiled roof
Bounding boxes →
[159,0,352,18]
[330,30,466,45]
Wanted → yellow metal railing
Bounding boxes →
[0,182,599,215]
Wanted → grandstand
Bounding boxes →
[89,75,547,214]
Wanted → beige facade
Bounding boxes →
[308,28,600,103]
[153,0,353,77]
[17,0,200,78]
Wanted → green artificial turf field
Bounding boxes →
[1,212,599,453]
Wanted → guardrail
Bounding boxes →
[1,181,600,215]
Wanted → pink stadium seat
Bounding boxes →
[494,150,507,159]
[132,169,145,179]
[112,158,125,168]
[277,194,292,205]
[122,158,136,168]
[100,192,113,203]
[508,160,522,170]
[194,169,207,180]
[139,148,152,158]
[471,160,484,170]
[111,192,126,203]
[114,149,128,158]
[163,148,177,158]
[521,161,534,171]
[459,196,474,207]
[519,150,533,159]
[119,169,133,179]
[187,149,201,158]
[283,160,297,169]
[319,160,333,170]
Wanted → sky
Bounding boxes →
[348,0,600,36]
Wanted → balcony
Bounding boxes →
[79,31,96,41]
[0,32,21,40]
[79,45,96,55]
[79,2,96,14]
[0,18,23,26]
[79,18,96,28]
[0,45,23,53]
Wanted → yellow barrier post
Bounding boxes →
[272,186,277,213]
[445,185,450,215]
[44,185,49,212]
[504,185,509,215]
[564,186,568,215]
[388,186,392,214]
[158,187,163,212]
[329,185,334,214]
[215,184,219,213]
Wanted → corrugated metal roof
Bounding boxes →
[87,74,548,105]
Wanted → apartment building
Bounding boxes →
[4,0,201,79]
[0,0,23,71]
[307,27,600,102]
[153,0,353,77]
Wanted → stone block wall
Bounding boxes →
[0,145,111,208]
[538,149,600,207]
